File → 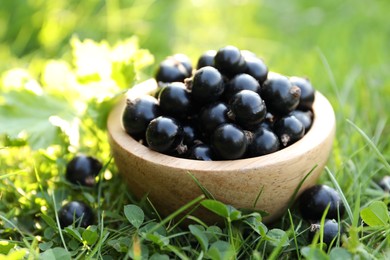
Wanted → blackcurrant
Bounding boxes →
[173,53,193,75]
[299,185,345,221]
[122,95,160,139]
[158,82,192,119]
[214,45,246,77]
[224,73,261,101]
[66,155,103,187]
[378,176,390,192]
[145,116,185,154]
[274,115,305,147]
[182,123,200,147]
[290,110,314,132]
[155,57,190,83]
[228,90,267,127]
[198,102,230,135]
[58,201,94,228]
[191,66,224,104]
[188,143,215,161]
[243,56,268,84]
[196,50,216,69]
[261,73,301,115]
[309,219,342,247]
[211,123,248,160]
[290,76,315,110]
[247,127,280,157]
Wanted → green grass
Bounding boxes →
[1,0,390,259]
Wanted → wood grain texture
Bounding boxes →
[107,79,336,224]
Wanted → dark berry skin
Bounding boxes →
[290,76,315,110]
[211,123,248,160]
[66,155,103,187]
[196,50,216,69]
[224,73,261,101]
[158,82,192,119]
[145,116,184,154]
[198,102,230,135]
[191,66,224,104]
[309,219,342,247]
[214,45,246,77]
[228,90,267,127]
[244,56,268,84]
[247,128,280,157]
[274,115,305,147]
[188,143,214,161]
[122,96,160,139]
[173,53,193,75]
[261,74,301,115]
[290,110,314,132]
[378,176,390,192]
[299,185,345,221]
[58,201,94,228]
[182,123,199,147]
[155,57,190,83]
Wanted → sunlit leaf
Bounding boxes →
[360,200,390,227]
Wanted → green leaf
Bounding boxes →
[189,224,209,251]
[64,227,83,243]
[40,214,57,229]
[360,200,390,227]
[200,200,241,221]
[301,246,329,260]
[149,253,170,260]
[329,247,352,260]
[206,241,235,260]
[124,204,144,229]
[143,233,170,247]
[0,241,15,254]
[38,241,53,251]
[0,90,78,149]
[266,229,289,247]
[39,247,71,260]
[82,227,99,245]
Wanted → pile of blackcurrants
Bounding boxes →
[122,45,315,160]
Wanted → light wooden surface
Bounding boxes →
[107,79,336,224]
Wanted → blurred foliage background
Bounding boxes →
[1,0,389,156]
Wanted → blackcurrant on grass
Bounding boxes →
[243,56,268,84]
[145,116,185,154]
[299,184,345,221]
[262,73,301,115]
[224,73,261,101]
[290,110,313,132]
[198,102,230,135]
[173,53,193,75]
[66,155,103,187]
[309,219,342,247]
[378,175,390,192]
[122,96,160,139]
[188,143,215,161]
[155,57,190,83]
[214,45,246,77]
[290,76,315,110]
[196,50,217,69]
[191,66,224,104]
[228,90,267,127]
[158,82,192,119]
[211,123,248,160]
[247,127,280,157]
[274,115,305,147]
[58,201,94,228]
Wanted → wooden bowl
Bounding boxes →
[107,79,336,224]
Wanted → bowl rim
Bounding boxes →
[107,79,336,172]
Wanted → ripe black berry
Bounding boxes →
[378,176,390,192]
[122,96,160,139]
[198,102,230,135]
[214,45,246,77]
[243,56,268,84]
[261,73,301,115]
[58,201,94,228]
[299,185,345,221]
[247,128,280,157]
[145,116,185,154]
[188,143,214,161]
[196,50,216,69]
[224,73,261,101]
[191,66,224,104]
[228,90,267,127]
[158,82,192,119]
[173,53,193,75]
[309,219,342,247]
[155,57,190,83]
[290,110,313,132]
[211,123,248,160]
[182,123,200,147]
[274,115,305,147]
[66,155,103,187]
[290,76,315,110]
